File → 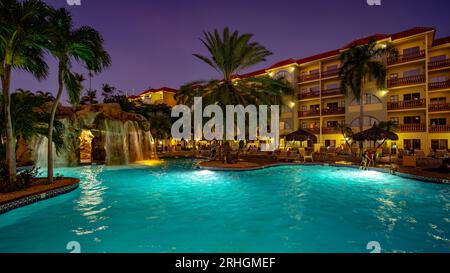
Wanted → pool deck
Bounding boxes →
[199,160,450,184]
[0,178,80,214]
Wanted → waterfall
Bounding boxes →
[31,136,69,169]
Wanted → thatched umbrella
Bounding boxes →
[352,123,399,142]
[284,129,318,143]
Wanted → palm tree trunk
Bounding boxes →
[47,65,64,184]
[359,80,365,152]
[1,65,17,184]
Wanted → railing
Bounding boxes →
[429,102,450,112]
[321,68,339,78]
[387,50,425,65]
[298,110,320,118]
[429,58,450,70]
[322,88,342,97]
[297,91,320,100]
[429,125,450,133]
[387,98,426,110]
[322,127,337,134]
[397,123,426,132]
[322,107,345,116]
[429,80,450,91]
[298,73,320,82]
[387,75,426,88]
[307,127,320,134]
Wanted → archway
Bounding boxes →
[79,129,94,164]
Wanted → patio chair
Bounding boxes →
[299,148,314,162]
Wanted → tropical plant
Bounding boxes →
[0,0,50,184]
[339,40,397,135]
[101,83,116,101]
[45,7,111,183]
[80,89,98,105]
[334,123,354,152]
[378,120,399,132]
[36,90,55,102]
[139,104,173,141]
[176,28,293,110]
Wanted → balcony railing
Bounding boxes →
[322,88,342,97]
[387,98,426,110]
[297,91,320,100]
[387,75,426,88]
[429,80,450,91]
[307,127,320,134]
[321,68,339,78]
[298,73,320,82]
[397,123,426,132]
[429,125,450,133]
[298,109,320,118]
[429,58,450,70]
[322,127,337,134]
[387,50,425,65]
[322,107,345,116]
[429,102,450,112]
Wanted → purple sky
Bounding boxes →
[12,0,450,103]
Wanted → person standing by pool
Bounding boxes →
[211,141,217,160]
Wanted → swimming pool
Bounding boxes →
[0,159,448,253]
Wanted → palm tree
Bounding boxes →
[334,123,354,153]
[80,89,98,105]
[339,41,397,135]
[101,83,116,101]
[45,7,111,183]
[177,28,293,109]
[0,0,49,184]
[36,91,55,102]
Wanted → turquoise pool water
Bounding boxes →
[0,159,448,253]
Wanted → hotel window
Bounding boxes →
[403,46,420,57]
[327,102,338,110]
[431,139,448,151]
[390,95,399,102]
[310,86,320,92]
[325,64,338,72]
[325,140,336,148]
[430,76,448,83]
[350,116,379,127]
[403,93,420,101]
[276,70,290,80]
[430,118,447,126]
[301,122,308,129]
[404,139,421,150]
[430,55,446,63]
[301,105,308,111]
[309,69,319,75]
[280,122,285,130]
[326,83,339,90]
[430,97,446,104]
[310,104,320,111]
[404,116,421,124]
[327,121,339,128]
[390,73,398,80]
[403,69,421,78]
[390,117,399,124]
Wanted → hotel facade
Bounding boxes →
[130,27,450,154]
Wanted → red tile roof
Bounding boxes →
[296,49,341,64]
[433,36,450,47]
[140,87,177,96]
[238,68,267,78]
[128,95,140,99]
[391,27,435,40]
[267,59,297,70]
[342,34,389,49]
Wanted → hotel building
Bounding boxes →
[130,27,450,154]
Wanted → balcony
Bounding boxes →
[322,107,345,116]
[387,98,426,110]
[298,73,320,83]
[387,50,425,65]
[307,127,320,134]
[298,109,320,118]
[429,125,450,133]
[397,123,426,132]
[387,75,426,88]
[297,91,320,100]
[429,59,450,70]
[429,80,450,91]
[429,102,450,112]
[322,88,342,97]
[322,127,337,134]
[321,68,339,78]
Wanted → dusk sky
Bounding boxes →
[12,0,450,102]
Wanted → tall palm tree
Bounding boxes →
[339,41,397,134]
[0,0,49,184]
[36,91,55,102]
[80,89,98,105]
[177,28,293,109]
[101,83,116,101]
[45,7,111,183]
